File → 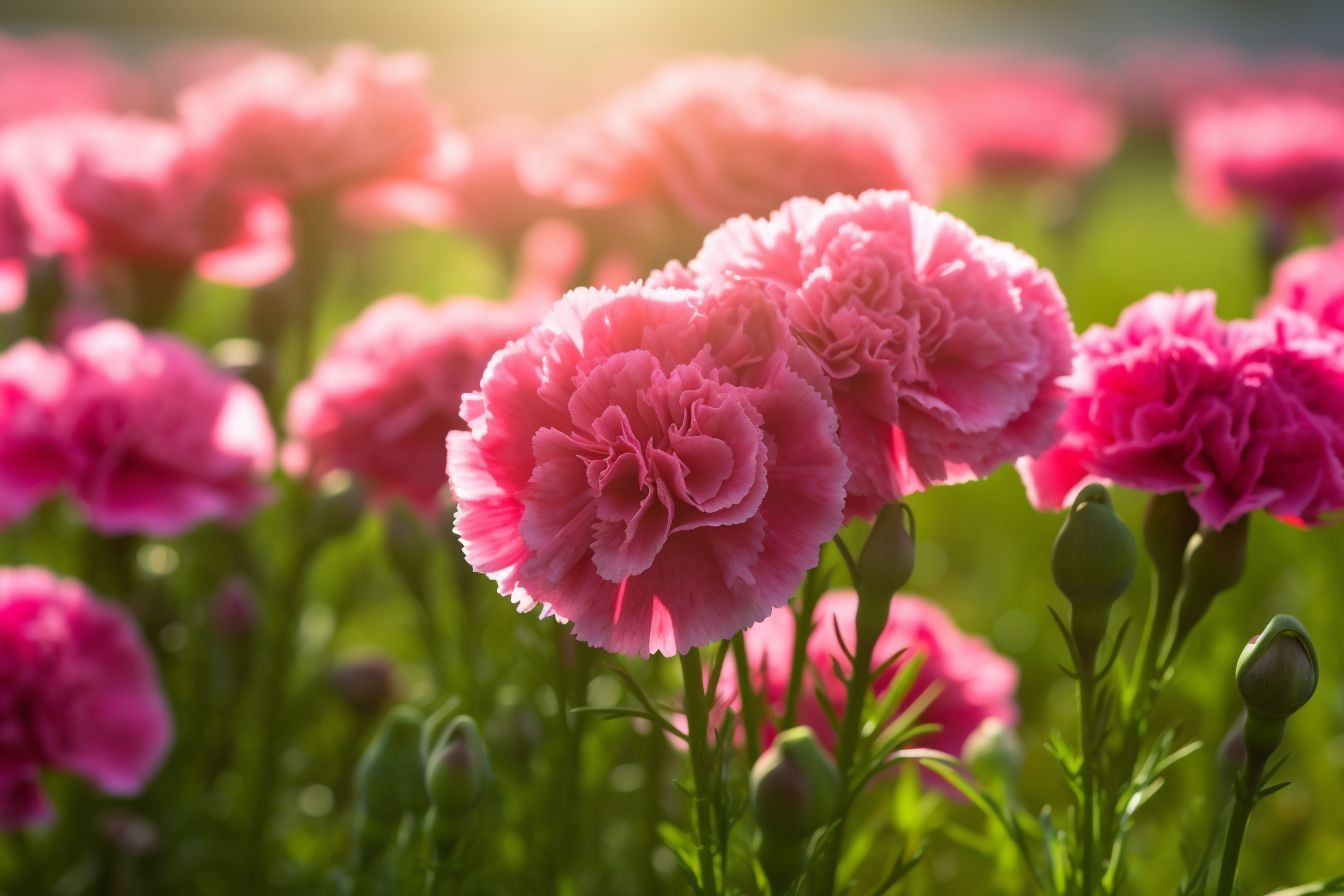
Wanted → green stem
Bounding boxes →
[732,633,762,761]
[1078,669,1100,896]
[782,569,821,730]
[1214,758,1266,896]
[680,648,720,896]
[243,533,316,886]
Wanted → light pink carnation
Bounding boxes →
[178,45,437,197]
[1261,237,1344,333]
[674,189,1075,516]
[720,591,1018,758]
[1177,93,1344,218]
[1019,291,1344,528]
[901,56,1120,182]
[0,342,73,525]
[287,295,540,512]
[0,34,146,127]
[447,279,849,656]
[519,58,938,259]
[54,321,275,536]
[0,566,171,828]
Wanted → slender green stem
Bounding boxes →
[782,569,821,730]
[680,648,719,896]
[732,633,762,761]
[244,534,316,886]
[1213,790,1253,896]
[1078,669,1100,896]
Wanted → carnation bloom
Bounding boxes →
[447,279,849,656]
[519,57,938,261]
[0,34,146,126]
[900,56,1120,183]
[1176,93,1344,219]
[1019,290,1344,528]
[720,591,1018,758]
[1261,237,1344,333]
[0,566,171,828]
[0,114,289,305]
[54,320,275,536]
[178,45,438,197]
[0,342,73,525]
[672,189,1075,516]
[287,294,540,512]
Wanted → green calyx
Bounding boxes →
[1236,614,1318,721]
[425,715,492,816]
[355,705,429,824]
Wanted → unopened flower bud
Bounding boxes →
[1142,492,1200,586]
[305,471,366,545]
[331,655,397,718]
[750,727,840,840]
[355,706,429,828]
[384,500,430,599]
[1237,615,1317,720]
[1172,516,1249,645]
[857,502,916,607]
[1236,615,1318,776]
[962,718,1023,798]
[425,716,492,815]
[1052,484,1136,607]
[207,576,258,641]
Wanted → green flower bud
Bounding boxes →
[305,471,367,545]
[1236,615,1318,776]
[425,716,492,815]
[384,500,430,598]
[750,727,840,840]
[1237,615,1318,720]
[1051,484,1137,607]
[857,502,916,607]
[1142,492,1200,586]
[355,706,429,827]
[962,718,1023,798]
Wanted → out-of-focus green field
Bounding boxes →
[5,133,1340,896]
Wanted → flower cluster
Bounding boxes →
[0,567,170,828]
[0,320,275,535]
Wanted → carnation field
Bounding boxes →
[3,8,1344,896]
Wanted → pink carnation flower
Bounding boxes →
[720,591,1018,758]
[1019,291,1344,528]
[287,295,540,512]
[1177,93,1344,218]
[0,566,171,828]
[0,34,146,127]
[674,189,1075,516]
[178,45,438,197]
[519,57,938,260]
[447,279,849,656]
[54,320,275,536]
[0,342,73,525]
[1262,237,1344,333]
[901,56,1120,183]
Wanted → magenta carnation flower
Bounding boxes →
[719,590,1018,758]
[519,58,938,260]
[0,342,74,525]
[178,45,437,197]
[1019,291,1344,528]
[447,279,849,656]
[287,294,540,512]
[673,189,1075,516]
[52,320,275,536]
[1177,93,1344,218]
[0,566,171,828]
[1262,237,1344,333]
